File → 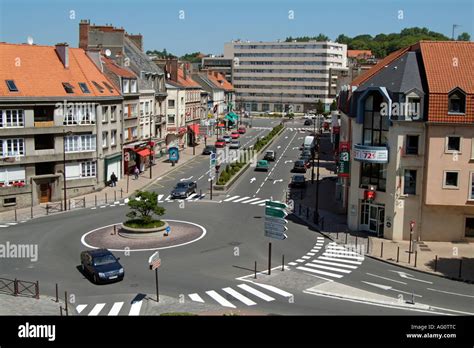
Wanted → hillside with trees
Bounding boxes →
[286,27,470,58]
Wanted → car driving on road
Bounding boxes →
[263,150,276,161]
[292,160,307,173]
[223,135,232,143]
[255,159,269,171]
[202,145,216,155]
[229,140,240,149]
[289,175,306,188]
[80,249,124,284]
[231,131,240,139]
[215,138,226,148]
[171,181,197,199]
[238,126,246,134]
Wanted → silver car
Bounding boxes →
[230,140,240,149]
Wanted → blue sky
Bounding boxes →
[0,0,472,55]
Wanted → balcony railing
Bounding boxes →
[34,121,55,128]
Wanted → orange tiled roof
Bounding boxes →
[419,41,474,94]
[0,43,121,98]
[347,50,373,58]
[177,68,201,88]
[102,56,136,79]
[206,70,233,91]
[351,46,411,87]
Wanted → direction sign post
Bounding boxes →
[264,201,288,240]
[148,252,161,302]
[209,152,217,200]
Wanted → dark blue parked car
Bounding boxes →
[80,249,124,284]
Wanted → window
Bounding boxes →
[81,161,97,178]
[131,104,138,117]
[102,106,108,123]
[363,93,389,146]
[3,197,16,206]
[131,80,137,93]
[443,171,459,188]
[62,82,74,94]
[167,114,175,124]
[403,170,417,195]
[168,100,175,109]
[92,81,104,93]
[131,127,138,138]
[405,135,419,155]
[0,166,25,187]
[448,89,466,114]
[446,136,461,152]
[466,218,474,238]
[102,131,108,148]
[63,105,96,125]
[122,79,130,94]
[111,106,117,121]
[145,102,149,115]
[140,102,144,116]
[0,110,24,128]
[469,172,474,200]
[360,162,386,192]
[0,138,25,157]
[103,81,114,92]
[5,80,18,92]
[78,83,90,93]
[111,130,117,146]
[64,135,96,153]
[34,134,54,150]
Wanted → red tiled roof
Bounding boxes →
[206,70,233,91]
[177,68,201,88]
[347,50,373,58]
[0,43,120,97]
[102,56,136,79]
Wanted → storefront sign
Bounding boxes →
[338,142,350,178]
[353,144,388,163]
[168,147,179,162]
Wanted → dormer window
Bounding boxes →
[78,82,90,93]
[448,88,466,114]
[92,81,104,93]
[102,81,114,93]
[5,80,18,92]
[62,82,74,94]
[130,79,137,93]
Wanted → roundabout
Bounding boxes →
[80,219,207,252]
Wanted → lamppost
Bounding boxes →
[311,118,316,184]
[313,125,321,224]
[62,130,73,211]
[149,114,154,179]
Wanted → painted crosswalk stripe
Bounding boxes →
[323,253,364,260]
[108,302,124,316]
[6,222,17,225]
[0,225,9,228]
[188,293,205,303]
[233,196,251,203]
[317,237,324,240]
[251,283,293,298]
[186,193,199,200]
[288,262,298,266]
[319,256,362,265]
[91,207,97,210]
[310,259,358,269]
[194,194,205,200]
[251,199,268,205]
[129,300,143,316]
[206,290,236,308]
[237,284,275,302]
[222,287,256,306]
[100,206,107,209]
[307,252,315,256]
[305,263,352,273]
[325,249,362,256]
[88,303,106,316]
[296,259,305,262]
[241,198,261,204]
[302,256,311,260]
[224,196,240,202]
[76,304,87,314]
[157,194,164,202]
[296,266,343,278]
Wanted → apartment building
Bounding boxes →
[201,56,234,82]
[0,42,123,211]
[224,40,347,113]
[337,41,474,242]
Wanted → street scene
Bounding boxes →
[0,0,473,346]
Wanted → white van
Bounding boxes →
[303,136,315,150]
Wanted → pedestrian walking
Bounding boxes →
[110,172,117,187]
[134,166,139,180]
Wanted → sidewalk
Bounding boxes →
[0,293,66,315]
[0,135,217,224]
[288,135,474,283]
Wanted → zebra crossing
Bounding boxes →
[89,194,206,209]
[188,282,292,309]
[219,195,269,206]
[288,237,325,266]
[286,127,314,132]
[75,298,144,316]
[0,221,26,228]
[296,241,365,280]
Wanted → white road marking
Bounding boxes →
[222,287,256,306]
[88,303,106,316]
[305,263,352,273]
[362,281,422,297]
[302,256,311,260]
[366,273,407,285]
[224,196,240,202]
[237,284,275,302]
[233,196,251,203]
[311,260,358,269]
[180,176,193,181]
[427,288,474,298]
[0,225,9,228]
[251,199,268,205]
[206,290,236,308]
[76,304,87,314]
[307,253,315,256]
[100,206,107,209]
[186,193,199,200]
[241,198,261,204]
[322,253,364,261]
[295,259,305,262]
[188,293,205,303]
[288,262,298,266]
[157,194,164,202]
[429,305,474,316]
[251,283,293,298]
[108,302,124,316]
[388,270,433,284]
[319,256,362,265]
[164,195,172,201]
[296,266,343,278]
[129,300,143,316]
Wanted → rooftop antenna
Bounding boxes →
[452,24,461,40]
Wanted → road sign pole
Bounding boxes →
[268,242,272,275]
[210,179,213,200]
[155,268,159,302]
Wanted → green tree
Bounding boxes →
[126,191,165,224]
[457,32,471,41]
[316,99,325,114]
[330,100,337,111]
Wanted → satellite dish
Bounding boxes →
[27,36,34,45]
[105,49,112,57]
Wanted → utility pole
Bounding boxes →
[311,118,316,183]
[149,115,153,179]
[313,125,321,224]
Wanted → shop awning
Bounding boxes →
[136,149,154,157]
[188,124,200,134]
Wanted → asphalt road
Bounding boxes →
[1,117,473,316]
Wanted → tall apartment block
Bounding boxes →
[224,40,347,113]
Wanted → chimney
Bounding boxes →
[127,33,143,51]
[183,63,187,80]
[79,19,90,50]
[165,58,178,82]
[55,43,69,68]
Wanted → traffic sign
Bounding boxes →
[265,216,288,225]
[264,221,288,233]
[265,207,287,219]
[265,201,287,209]
[148,252,161,270]
[264,230,287,240]
[210,152,217,167]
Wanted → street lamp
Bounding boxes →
[313,125,321,224]
[62,130,73,211]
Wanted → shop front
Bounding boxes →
[359,198,385,237]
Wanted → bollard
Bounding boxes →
[60,306,63,316]
[254,261,257,279]
[55,283,59,303]
[114,225,117,235]
[458,259,462,279]
[380,242,384,258]
[14,209,17,222]
[355,235,358,248]
[35,281,39,299]
[200,189,202,197]
[408,247,412,264]
[345,231,348,244]
[46,205,49,215]
[69,199,71,211]
[434,255,438,272]
[282,255,285,271]
[95,195,97,207]
[414,251,418,267]
[121,188,123,199]
[105,193,108,204]
[336,230,339,240]
[114,190,117,201]
[397,246,400,263]
[367,237,370,255]
[64,291,68,316]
